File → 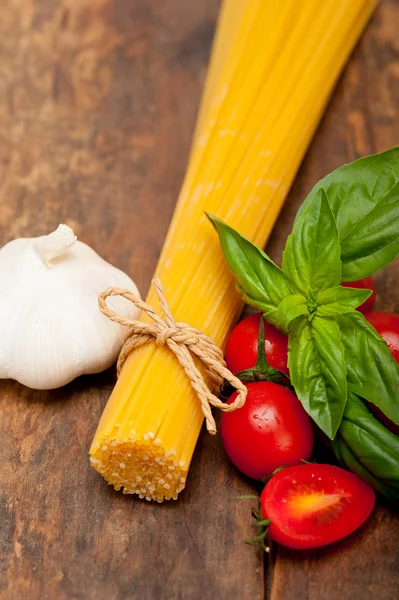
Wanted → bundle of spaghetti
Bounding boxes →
[90,0,378,502]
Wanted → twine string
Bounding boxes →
[98,278,247,434]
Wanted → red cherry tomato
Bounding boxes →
[260,464,375,550]
[364,311,399,434]
[221,382,313,480]
[342,276,376,314]
[366,311,399,363]
[225,313,289,376]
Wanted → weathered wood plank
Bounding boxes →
[265,1,399,598]
[0,1,264,599]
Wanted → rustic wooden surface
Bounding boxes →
[0,1,398,599]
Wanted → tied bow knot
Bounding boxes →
[155,326,179,346]
[98,278,247,434]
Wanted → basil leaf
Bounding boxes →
[297,147,399,280]
[340,392,399,482]
[336,312,399,426]
[340,190,399,280]
[288,316,347,439]
[282,188,341,295]
[316,286,371,317]
[208,215,292,324]
[234,284,280,328]
[275,295,307,333]
[333,392,399,503]
[334,434,399,504]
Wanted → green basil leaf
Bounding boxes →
[296,147,399,280]
[235,284,281,329]
[288,316,347,439]
[208,214,292,324]
[316,286,371,316]
[333,434,399,505]
[339,392,399,483]
[282,188,341,295]
[333,392,399,504]
[339,190,399,280]
[275,295,307,333]
[336,312,399,426]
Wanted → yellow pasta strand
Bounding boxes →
[192,0,247,141]
[90,0,378,502]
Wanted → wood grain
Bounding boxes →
[0,0,398,599]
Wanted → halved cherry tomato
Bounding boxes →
[260,464,375,550]
[342,276,376,314]
[225,313,289,376]
[221,382,313,480]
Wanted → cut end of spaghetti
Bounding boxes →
[90,434,188,502]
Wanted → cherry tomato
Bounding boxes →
[260,464,375,550]
[225,313,289,376]
[342,276,376,314]
[221,382,313,480]
[366,311,399,364]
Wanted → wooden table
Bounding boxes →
[0,1,398,598]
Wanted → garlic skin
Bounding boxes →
[0,225,141,390]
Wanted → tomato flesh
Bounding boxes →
[221,382,313,480]
[342,276,376,314]
[260,464,375,549]
[225,313,289,376]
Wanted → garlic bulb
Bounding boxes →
[0,225,141,389]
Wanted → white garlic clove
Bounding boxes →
[0,224,141,389]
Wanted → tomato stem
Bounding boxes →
[257,518,272,527]
[240,494,273,553]
[234,318,291,386]
[236,495,259,500]
[245,521,272,552]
